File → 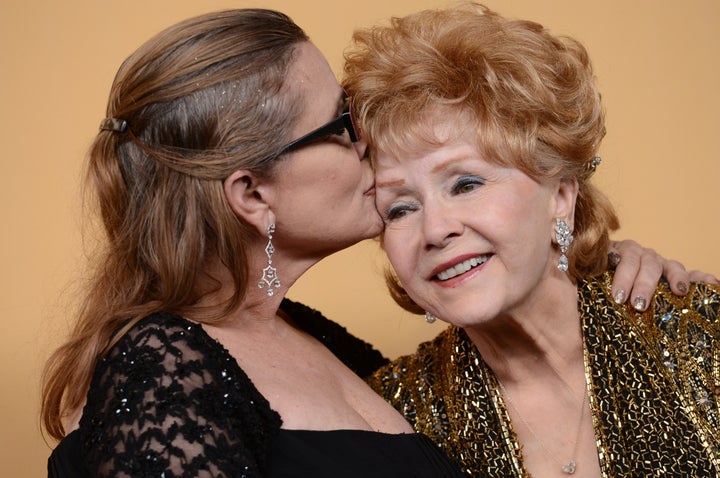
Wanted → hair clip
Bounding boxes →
[584,156,601,177]
[99,118,128,133]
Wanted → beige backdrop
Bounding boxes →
[1,0,718,474]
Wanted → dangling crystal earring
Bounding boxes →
[258,223,280,296]
[425,312,437,324]
[554,218,573,272]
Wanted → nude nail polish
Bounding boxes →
[633,296,647,311]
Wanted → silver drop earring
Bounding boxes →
[425,312,437,324]
[258,223,280,296]
[554,218,573,272]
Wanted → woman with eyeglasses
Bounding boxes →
[42,10,464,477]
[344,4,720,476]
[42,7,710,478]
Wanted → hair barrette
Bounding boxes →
[584,156,601,177]
[99,117,128,133]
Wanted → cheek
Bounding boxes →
[499,183,552,230]
[331,165,363,196]
[382,227,415,278]
[496,190,555,262]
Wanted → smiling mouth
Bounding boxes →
[435,255,489,281]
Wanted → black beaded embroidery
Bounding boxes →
[77,299,389,477]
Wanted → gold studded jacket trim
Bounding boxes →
[367,273,720,477]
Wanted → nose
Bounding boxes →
[353,138,369,161]
[422,199,463,250]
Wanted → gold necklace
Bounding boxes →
[498,380,588,475]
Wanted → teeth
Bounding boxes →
[436,256,488,281]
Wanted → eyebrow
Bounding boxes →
[376,156,472,189]
[376,178,405,188]
[431,156,468,174]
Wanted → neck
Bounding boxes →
[465,277,584,388]
[194,245,325,328]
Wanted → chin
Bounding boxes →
[431,298,500,329]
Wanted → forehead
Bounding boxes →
[373,110,477,167]
[372,105,529,179]
[285,41,340,97]
[373,107,475,158]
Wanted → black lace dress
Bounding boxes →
[47,300,463,477]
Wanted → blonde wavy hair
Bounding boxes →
[41,9,308,440]
[343,3,619,314]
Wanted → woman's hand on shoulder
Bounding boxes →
[608,239,719,312]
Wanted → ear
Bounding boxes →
[223,170,275,234]
[553,177,579,229]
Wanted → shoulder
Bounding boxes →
[651,280,719,321]
[92,311,276,417]
[582,274,720,457]
[93,312,230,392]
[86,312,253,417]
[580,273,719,349]
[645,281,720,347]
[367,327,470,442]
[104,312,216,365]
[581,272,719,327]
[79,311,280,476]
[281,298,389,377]
[581,270,719,306]
[367,327,457,407]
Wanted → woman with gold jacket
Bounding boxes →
[344,4,720,476]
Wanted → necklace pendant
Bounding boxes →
[561,461,577,474]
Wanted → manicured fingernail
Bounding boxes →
[607,252,621,268]
[633,296,647,311]
[677,281,688,294]
[613,289,626,304]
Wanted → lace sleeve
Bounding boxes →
[78,313,281,477]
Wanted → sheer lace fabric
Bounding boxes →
[79,312,281,477]
[51,300,390,477]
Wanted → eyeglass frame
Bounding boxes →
[276,95,359,156]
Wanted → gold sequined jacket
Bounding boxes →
[368,274,720,476]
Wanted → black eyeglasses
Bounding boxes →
[277,95,359,155]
